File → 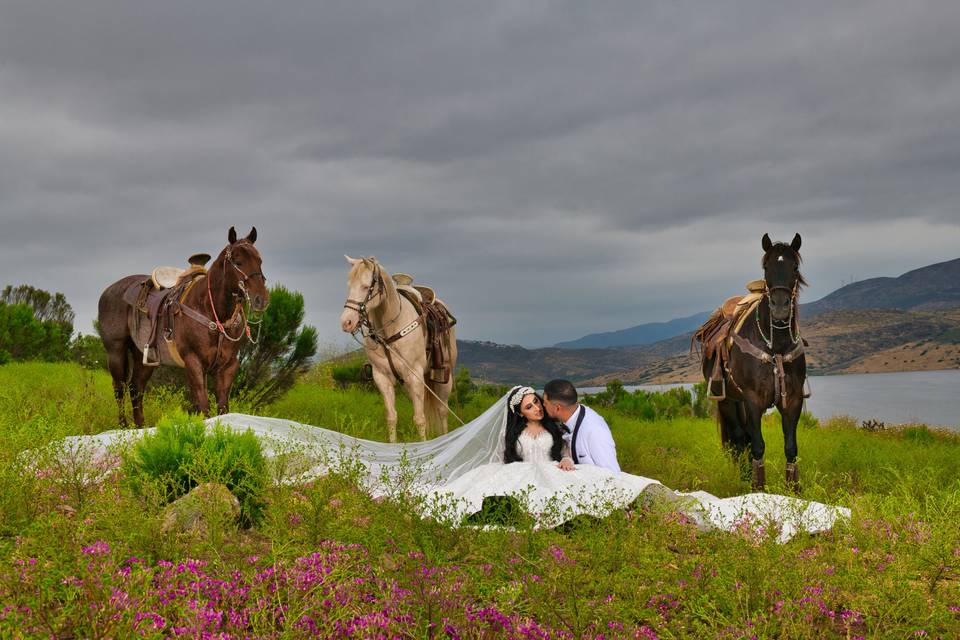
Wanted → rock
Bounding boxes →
[161,482,240,536]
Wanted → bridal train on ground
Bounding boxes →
[57,391,848,543]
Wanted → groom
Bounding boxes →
[543,379,620,473]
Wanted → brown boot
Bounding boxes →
[785,462,801,494]
[751,458,766,491]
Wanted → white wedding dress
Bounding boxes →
[52,390,849,543]
[417,430,663,528]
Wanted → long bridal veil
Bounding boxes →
[54,390,849,542]
[56,392,515,488]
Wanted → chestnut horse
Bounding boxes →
[696,233,808,491]
[98,227,269,427]
[339,256,457,442]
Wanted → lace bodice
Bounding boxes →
[515,430,556,465]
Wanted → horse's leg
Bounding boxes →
[129,358,156,428]
[743,401,767,490]
[779,397,803,493]
[105,342,130,428]
[434,381,451,435]
[405,377,428,441]
[371,366,398,443]
[183,354,211,417]
[213,358,240,415]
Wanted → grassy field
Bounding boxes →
[1,362,959,638]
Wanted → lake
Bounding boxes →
[582,369,960,430]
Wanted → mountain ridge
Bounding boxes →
[457,257,960,384]
[551,257,960,349]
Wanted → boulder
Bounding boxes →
[161,482,240,536]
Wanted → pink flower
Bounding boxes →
[81,540,110,555]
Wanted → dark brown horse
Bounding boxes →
[98,227,269,427]
[696,233,808,491]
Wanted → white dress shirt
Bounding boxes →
[562,404,620,473]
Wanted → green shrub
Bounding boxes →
[122,411,268,526]
[585,384,694,421]
[331,359,371,389]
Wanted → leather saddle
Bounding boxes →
[392,273,457,384]
[692,280,766,399]
[121,254,211,367]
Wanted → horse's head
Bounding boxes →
[217,226,269,312]
[340,255,385,333]
[761,233,806,323]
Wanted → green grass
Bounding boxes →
[1,362,959,638]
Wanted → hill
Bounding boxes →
[575,307,960,386]
[458,255,960,385]
[552,257,960,349]
[553,311,711,349]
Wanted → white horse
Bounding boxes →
[339,256,458,442]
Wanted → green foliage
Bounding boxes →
[4,365,960,636]
[585,381,694,421]
[0,285,75,363]
[70,332,108,370]
[232,284,318,409]
[691,380,712,418]
[1,284,75,327]
[453,365,474,404]
[330,353,372,389]
[122,411,268,526]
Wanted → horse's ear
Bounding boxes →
[228,226,238,244]
[790,233,801,252]
[344,255,361,266]
[246,227,257,244]
[761,233,773,253]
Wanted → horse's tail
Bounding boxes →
[715,397,747,456]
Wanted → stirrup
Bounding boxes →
[141,344,161,367]
[802,377,812,399]
[707,376,726,401]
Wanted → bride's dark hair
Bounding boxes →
[503,387,566,463]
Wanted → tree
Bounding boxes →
[231,284,318,409]
[1,285,75,328]
[0,284,75,362]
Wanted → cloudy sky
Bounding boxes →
[2,1,959,349]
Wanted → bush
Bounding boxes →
[585,383,694,421]
[0,285,75,362]
[331,357,372,389]
[232,284,318,409]
[122,411,268,526]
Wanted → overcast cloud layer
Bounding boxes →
[2,0,960,348]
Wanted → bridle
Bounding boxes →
[756,279,801,348]
[343,259,387,323]
[206,241,266,344]
[342,258,407,342]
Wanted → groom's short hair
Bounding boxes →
[543,379,578,406]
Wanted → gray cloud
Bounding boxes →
[2,0,959,348]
